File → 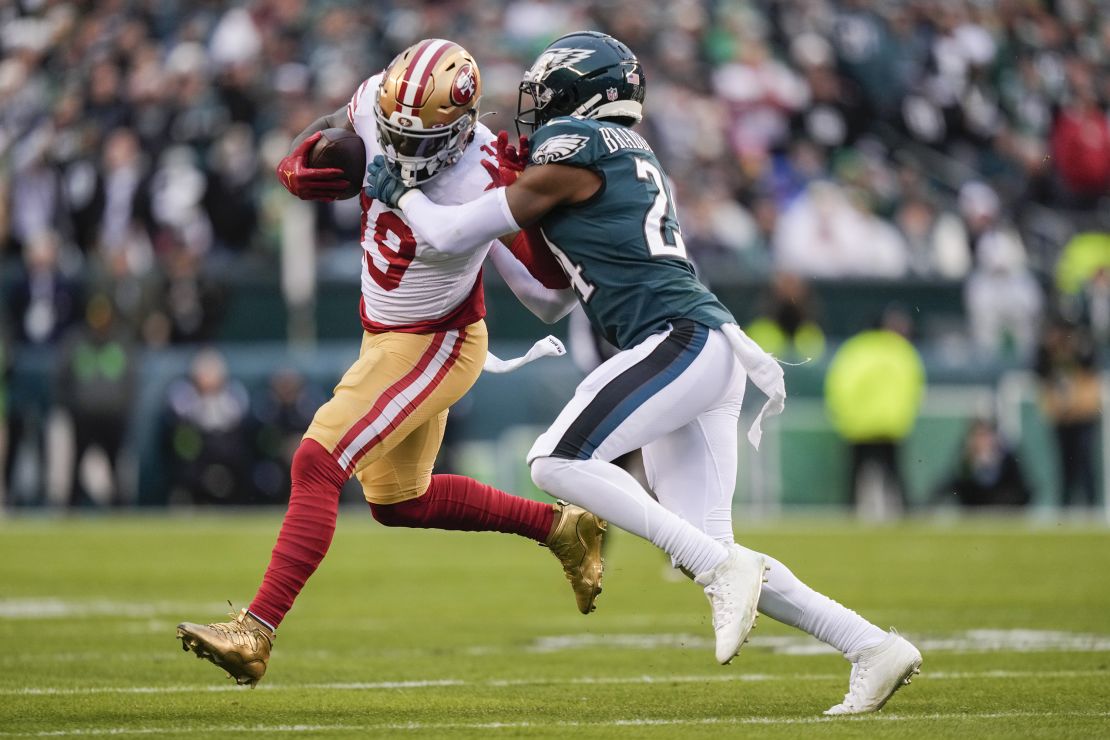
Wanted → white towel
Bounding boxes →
[483,335,566,374]
[721,323,786,449]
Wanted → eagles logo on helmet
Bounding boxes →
[525,48,596,83]
[516,31,645,135]
[374,39,482,186]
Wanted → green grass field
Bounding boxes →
[1,513,1108,738]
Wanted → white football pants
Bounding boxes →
[529,320,886,655]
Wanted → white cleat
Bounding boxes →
[824,630,923,715]
[694,544,766,665]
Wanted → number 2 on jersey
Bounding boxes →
[634,157,688,260]
[366,211,416,291]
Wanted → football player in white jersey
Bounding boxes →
[176,39,601,688]
[365,30,924,714]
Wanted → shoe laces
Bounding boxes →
[838,660,869,708]
[207,604,267,649]
[209,621,252,646]
[704,580,735,629]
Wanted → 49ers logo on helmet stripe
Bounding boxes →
[450,63,477,107]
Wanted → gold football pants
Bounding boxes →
[304,320,487,504]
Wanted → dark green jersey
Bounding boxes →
[528,117,734,349]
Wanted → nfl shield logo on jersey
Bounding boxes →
[606,86,618,102]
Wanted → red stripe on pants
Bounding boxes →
[333,332,447,467]
[344,331,465,473]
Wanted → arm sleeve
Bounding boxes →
[398,187,519,257]
[508,228,571,289]
[488,241,578,324]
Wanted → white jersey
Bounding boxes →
[347,73,499,333]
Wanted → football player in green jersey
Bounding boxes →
[365,31,922,713]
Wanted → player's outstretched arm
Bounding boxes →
[502,163,601,226]
[488,241,577,324]
[366,157,601,256]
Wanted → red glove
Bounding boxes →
[275,131,350,201]
[509,226,570,289]
[482,130,531,190]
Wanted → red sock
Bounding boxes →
[369,474,554,543]
[248,439,347,629]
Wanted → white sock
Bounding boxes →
[757,554,887,656]
[531,456,729,575]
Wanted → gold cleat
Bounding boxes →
[545,502,606,614]
[176,607,273,688]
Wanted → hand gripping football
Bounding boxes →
[307,128,367,200]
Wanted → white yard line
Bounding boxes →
[5,598,1107,658]
[2,711,1110,736]
[6,629,1109,664]
[0,599,226,620]
[7,680,465,696]
[526,629,1110,655]
[3,669,1105,697]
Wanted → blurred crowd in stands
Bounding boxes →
[1,0,1108,510]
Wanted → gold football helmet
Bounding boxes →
[375,39,481,186]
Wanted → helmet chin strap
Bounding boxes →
[396,142,468,185]
[398,161,420,187]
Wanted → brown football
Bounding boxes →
[308,127,366,200]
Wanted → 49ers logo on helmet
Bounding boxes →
[450,64,477,107]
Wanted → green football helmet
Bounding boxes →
[516,31,646,135]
